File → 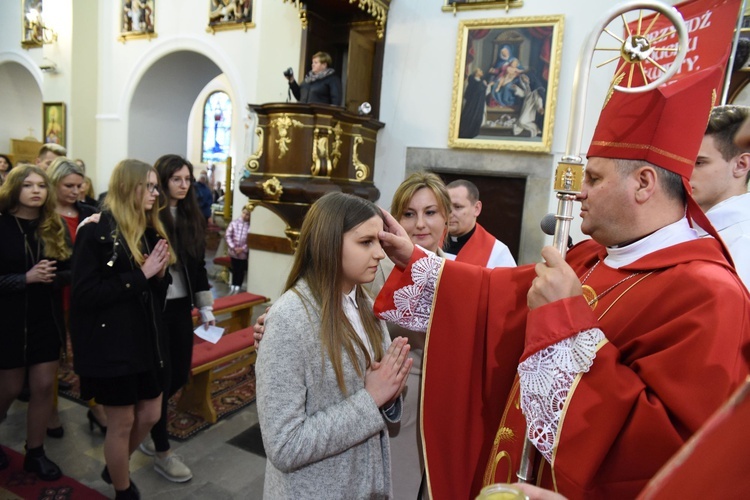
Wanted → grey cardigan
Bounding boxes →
[256,280,401,499]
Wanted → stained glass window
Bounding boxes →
[202,91,232,163]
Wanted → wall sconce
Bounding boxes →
[25,8,57,45]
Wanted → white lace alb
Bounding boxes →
[517,328,605,462]
[378,254,442,332]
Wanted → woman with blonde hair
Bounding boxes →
[379,171,452,499]
[0,165,70,481]
[70,159,174,500]
[256,192,412,498]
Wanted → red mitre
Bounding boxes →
[587,66,721,178]
[586,65,732,263]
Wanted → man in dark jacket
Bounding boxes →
[286,51,342,106]
[194,172,213,223]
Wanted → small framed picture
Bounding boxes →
[43,102,66,147]
[119,1,157,43]
[448,15,564,153]
[22,0,44,48]
[207,0,254,34]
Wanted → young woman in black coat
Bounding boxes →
[138,154,215,482]
[0,165,71,481]
[70,159,174,500]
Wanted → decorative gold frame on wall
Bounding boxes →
[448,15,564,154]
[442,0,523,15]
[42,102,66,147]
[206,0,255,34]
[118,0,157,43]
[21,0,43,49]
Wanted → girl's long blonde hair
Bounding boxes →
[103,159,175,266]
[285,192,385,394]
[0,164,71,261]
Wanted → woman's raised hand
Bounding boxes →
[141,239,169,279]
[365,337,413,408]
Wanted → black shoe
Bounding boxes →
[23,449,62,481]
[87,410,107,434]
[0,446,8,470]
[46,426,64,438]
[104,467,140,499]
[114,481,141,500]
[58,379,73,391]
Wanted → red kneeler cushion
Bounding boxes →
[213,256,231,267]
[191,327,254,369]
[191,292,267,318]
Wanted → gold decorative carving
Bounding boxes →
[245,127,264,173]
[269,114,303,159]
[262,177,284,200]
[311,127,331,176]
[349,0,389,39]
[553,162,583,193]
[331,122,343,169]
[352,135,369,181]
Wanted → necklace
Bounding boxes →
[579,260,643,310]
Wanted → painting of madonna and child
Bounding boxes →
[449,16,563,153]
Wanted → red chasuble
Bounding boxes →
[454,223,496,267]
[374,238,750,499]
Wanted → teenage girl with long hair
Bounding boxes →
[0,165,70,481]
[70,159,174,500]
[256,192,412,498]
[138,154,215,482]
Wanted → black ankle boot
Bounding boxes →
[114,481,141,500]
[102,467,140,497]
[0,446,8,470]
[23,445,62,481]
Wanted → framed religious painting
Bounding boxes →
[442,0,523,15]
[448,16,564,153]
[207,0,254,34]
[42,102,66,147]
[119,0,157,42]
[22,0,43,48]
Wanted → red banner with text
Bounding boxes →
[627,0,742,86]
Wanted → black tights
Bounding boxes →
[150,297,193,452]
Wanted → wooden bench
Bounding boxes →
[192,291,268,334]
[178,327,256,423]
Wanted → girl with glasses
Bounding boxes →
[70,159,174,500]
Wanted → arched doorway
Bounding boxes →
[0,61,43,156]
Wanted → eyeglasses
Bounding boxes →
[145,183,159,193]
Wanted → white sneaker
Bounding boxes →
[154,453,193,483]
[139,437,156,456]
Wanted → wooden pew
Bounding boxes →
[178,328,255,423]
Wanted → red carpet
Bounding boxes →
[0,445,107,499]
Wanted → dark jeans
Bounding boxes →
[150,296,193,452]
[230,257,247,287]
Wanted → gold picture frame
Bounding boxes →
[21,0,43,49]
[206,0,255,34]
[43,102,66,148]
[119,0,157,43]
[448,15,564,153]
[442,0,523,15]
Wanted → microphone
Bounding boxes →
[540,213,573,249]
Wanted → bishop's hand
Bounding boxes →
[378,207,414,269]
[527,246,582,310]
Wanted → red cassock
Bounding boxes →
[374,238,750,499]
[454,223,497,267]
